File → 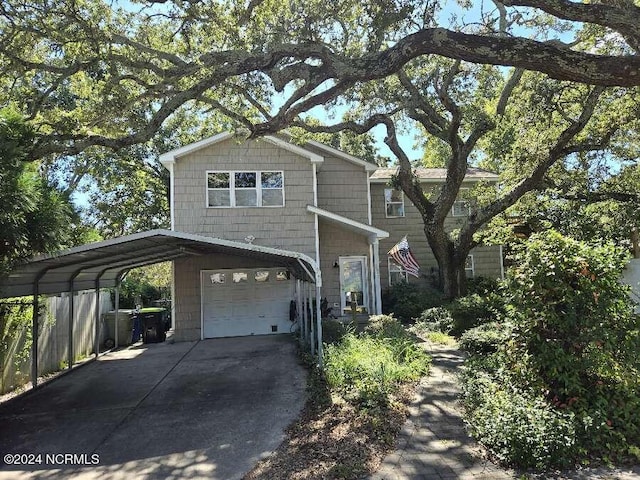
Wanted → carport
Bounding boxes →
[0,229,324,390]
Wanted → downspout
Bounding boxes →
[167,160,175,231]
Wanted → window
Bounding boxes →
[384,188,405,217]
[452,188,471,217]
[232,272,248,283]
[465,255,475,278]
[206,171,284,208]
[210,273,225,284]
[255,271,270,282]
[388,257,408,285]
[276,270,290,281]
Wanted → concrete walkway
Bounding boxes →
[371,341,640,480]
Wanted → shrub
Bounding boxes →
[461,364,577,470]
[321,319,350,345]
[412,307,454,335]
[501,230,640,463]
[466,276,501,295]
[448,292,505,336]
[381,282,445,322]
[324,332,430,407]
[459,322,511,355]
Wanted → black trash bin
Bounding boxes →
[140,308,167,344]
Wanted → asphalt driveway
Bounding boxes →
[0,335,307,480]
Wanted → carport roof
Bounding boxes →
[0,230,320,298]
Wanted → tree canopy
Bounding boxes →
[1,0,638,296]
[0,108,91,275]
[0,0,638,158]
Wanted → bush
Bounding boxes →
[381,282,445,322]
[448,292,505,336]
[461,362,577,470]
[321,319,350,345]
[466,276,501,295]
[459,322,511,355]
[325,331,430,408]
[461,231,640,467]
[413,307,454,335]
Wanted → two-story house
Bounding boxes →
[159,132,503,342]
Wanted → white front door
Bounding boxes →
[338,256,369,315]
[201,268,294,338]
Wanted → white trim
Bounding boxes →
[366,175,372,225]
[465,254,475,278]
[307,205,389,239]
[306,140,378,171]
[166,161,175,230]
[264,136,324,164]
[159,132,325,167]
[373,239,382,314]
[452,188,471,217]
[384,188,405,218]
[312,164,320,267]
[369,176,500,183]
[369,244,376,314]
[205,170,285,208]
[499,245,505,280]
[338,256,369,314]
[160,132,235,166]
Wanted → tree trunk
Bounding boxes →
[424,225,469,299]
[632,227,640,259]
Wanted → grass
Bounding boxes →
[424,331,457,345]
[246,315,432,479]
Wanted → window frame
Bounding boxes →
[465,255,475,278]
[452,187,471,217]
[206,170,285,208]
[388,257,408,286]
[384,188,405,218]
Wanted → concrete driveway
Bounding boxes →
[0,335,307,480]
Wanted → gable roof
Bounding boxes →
[159,132,323,166]
[370,167,499,183]
[158,131,377,172]
[304,140,378,172]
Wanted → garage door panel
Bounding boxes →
[201,268,294,339]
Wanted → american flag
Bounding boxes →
[388,236,420,277]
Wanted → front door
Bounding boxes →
[339,256,369,315]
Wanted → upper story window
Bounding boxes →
[206,171,284,208]
[452,188,471,217]
[384,188,405,218]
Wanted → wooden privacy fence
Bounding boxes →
[0,290,112,395]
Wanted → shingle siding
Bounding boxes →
[318,219,371,314]
[173,137,317,258]
[314,152,370,224]
[370,182,502,289]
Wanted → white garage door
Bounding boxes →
[201,268,295,338]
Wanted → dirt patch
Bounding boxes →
[244,374,416,480]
